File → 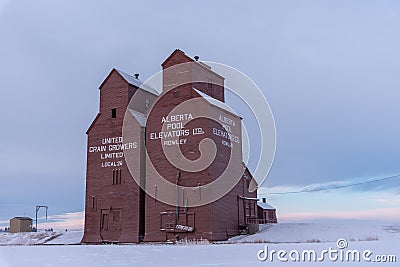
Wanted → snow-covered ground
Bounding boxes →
[0,231,60,246]
[227,222,400,243]
[0,230,82,246]
[0,223,398,266]
[45,230,83,245]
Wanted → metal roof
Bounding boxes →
[116,69,160,96]
[12,217,32,220]
[128,109,147,127]
[257,202,276,210]
[238,196,259,200]
[192,88,238,116]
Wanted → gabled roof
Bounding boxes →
[257,202,276,210]
[86,113,100,134]
[162,49,225,80]
[193,88,239,116]
[98,68,159,95]
[115,69,160,96]
[12,217,32,220]
[161,49,193,67]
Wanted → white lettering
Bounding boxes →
[163,139,187,146]
[219,114,236,127]
[102,137,123,145]
[88,145,107,153]
[212,128,240,143]
[101,161,123,168]
[161,113,193,123]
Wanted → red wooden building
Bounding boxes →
[82,49,266,243]
[257,198,278,224]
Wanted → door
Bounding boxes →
[101,213,109,230]
[100,209,122,242]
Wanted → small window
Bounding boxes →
[173,91,179,97]
[245,201,256,217]
[113,211,120,222]
[145,99,150,109]
[111,108,117,118]
[112,169,122,185]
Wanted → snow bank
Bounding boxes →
[0,230,83,246]
[0,232,60,246]
[227,223,400,243]
[45,230,83,245]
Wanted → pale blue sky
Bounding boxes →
[0,0,400,226]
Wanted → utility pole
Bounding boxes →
[176,171,180,221]
[35,205,48,232]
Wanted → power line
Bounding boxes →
[259,174,400,195]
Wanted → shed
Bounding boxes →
[257,198,277,223]
[9,217,33,233]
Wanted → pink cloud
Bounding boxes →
[278,207,400,222]
[37,211,84,230]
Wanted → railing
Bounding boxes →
[160,211,195,232]
[246,217,276,224]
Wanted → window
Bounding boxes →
[173,91,179,97]
[113,211,120,222]
[91,196,96,210]
[111,108,117,118]
[145,98,150,109]
[245,201,256,217]
[112,169,122,185]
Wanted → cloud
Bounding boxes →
[260,174,400,195]
[260,178,400,223]
[37,211,84,230]
[279,207,400,222]
[0,211,84,230]
[1,0,400,227]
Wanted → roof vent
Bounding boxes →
[194,56,199,61]
[134,73,139,79]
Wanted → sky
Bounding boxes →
[0,0,400,228]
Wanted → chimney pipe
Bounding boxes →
[194,56,199,61]
[134,73,139,79]
[262,197,266,203]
